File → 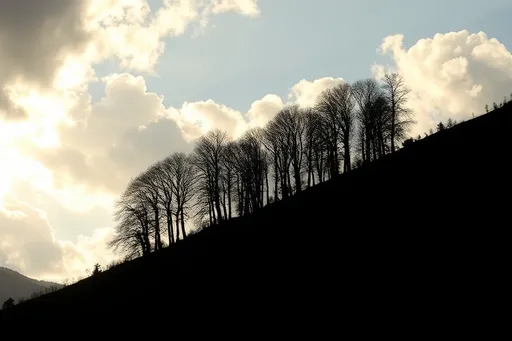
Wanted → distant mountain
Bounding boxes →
[0,267,62,305]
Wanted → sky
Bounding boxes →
[1,0,511,283]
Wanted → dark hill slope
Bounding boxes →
[1,105,510,333]
[0,267,62,304]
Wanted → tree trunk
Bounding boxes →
[180,206,187,239]
[343,137,351,173]
[175,211,180,241]
[222,183,228,220]
[287,168,293,195]
[391,99,396,152]
[167,207,174,245]
[227,175,232,219]
[294,165,301,193]
[274,156,279,202]
[143,223,151,255]
[208,200,213,226]
[153,206,162,250]
[214,191,223,223]
[265,167,270,205]
[307,146,313,188]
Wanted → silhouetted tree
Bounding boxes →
[153,159,175,245]
[221,142,238,219]
[268,105,307,194]
[2,298,14,310]
[352,78,384,164]
[382,73,414,152]
[371,96,391,158]
[231,129,268,215]
[155,153,197,242]
[315,83,355,174]
[109,180,153,258]
[92,263,102,275]
[493,102,498,110]
[134,166,164,250]
[194,130,229,224]
[107,65,474,261]
[303,108,322,187]
[265,111,294,198]
[485,104,489,113]
[261,121,283,202]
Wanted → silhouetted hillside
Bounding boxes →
[0,267,62,305]
[1,104,509,334]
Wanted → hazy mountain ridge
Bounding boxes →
[0,267,62,305]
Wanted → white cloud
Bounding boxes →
[374,30,512,135]
[168,99,248,140]
[22,73,194,199]
[246,94,285,129]
[288,77,345,108]
[0,0,262,121]
[167,77,339,141]
[0,197,113,283]
[212,0,260,17]
[87,0,261,72]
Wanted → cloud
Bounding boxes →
[246,94,285,129]
[0,0,262,119]
[0,197,113,282]
[374,30,512,135]
[168,77,341,141]
[212,0,260,17]
[0,0,90,117]
[168,99,248,140]
[26,73,194,198]
[288,77,345,107]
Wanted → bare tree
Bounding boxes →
[382,73,414,152]
[352,79,384,164]
[153,160,175,245]
[231,128,268,215]
[267,105,306,194]
[131,166,164,250]
[371,95,391,158]
[193,130,229,224]
[262,122,283,202]
[303,108,322,187]
[165,153,196,240]
[109,180,153,259]
[265,118,292,198]
[315,83,355,174]
[220,142,238,219]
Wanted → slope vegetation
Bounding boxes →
[1,104,509,333]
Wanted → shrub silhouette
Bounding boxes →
[2,298,14,310]
[92,263,102,276]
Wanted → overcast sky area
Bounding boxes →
[1,0,511,283]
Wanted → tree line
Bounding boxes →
[108,74,416,258]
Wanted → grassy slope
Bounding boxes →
[1,104,509,334]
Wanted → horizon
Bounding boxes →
[1,0,512,283]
